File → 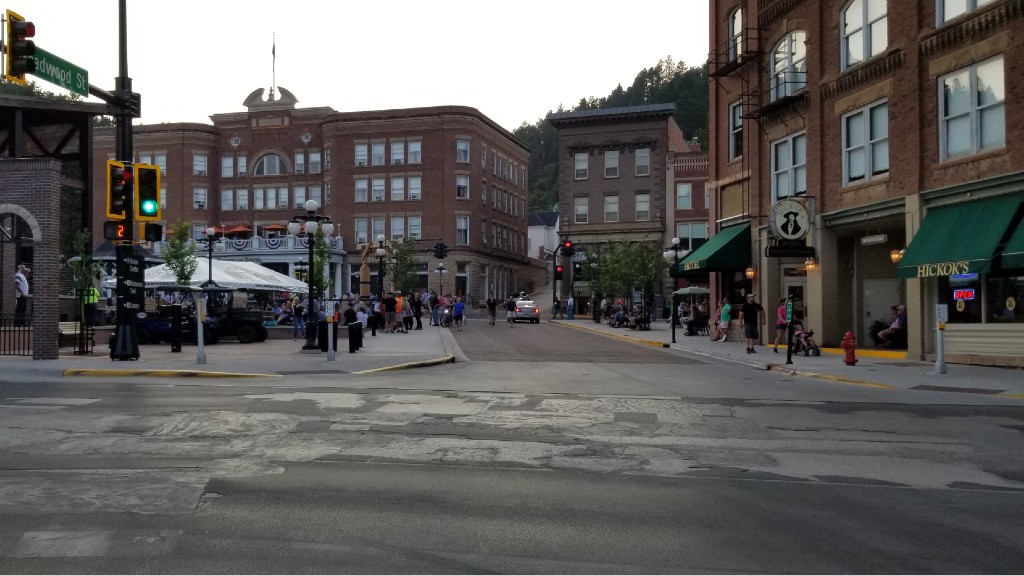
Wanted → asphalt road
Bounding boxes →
[2,320,1023,573]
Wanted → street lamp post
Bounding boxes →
[196,227,221,287]
[663,237,683,345]
[435,263,446,296]
[375,234,388,300]
[288,200,335,352]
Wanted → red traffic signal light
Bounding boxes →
[4,9,36,85]
[106,160,132,219]
[555,265,564,280]
[562,239,574,256]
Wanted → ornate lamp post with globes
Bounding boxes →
[288,200,335,351]
[196,227,222,287]
[375,234,388,300]
[663,237,684,344]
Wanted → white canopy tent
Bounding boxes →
[106,258,309,293]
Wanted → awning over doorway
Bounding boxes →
[898,194,1023,279]
[1001,217,1024,270]
[671,223,750,277]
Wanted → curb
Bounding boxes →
[551,320,668,348]
[353,354,456,374]
[767,364,897,389]
[62,368,280,378]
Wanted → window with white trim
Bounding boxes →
[294,151,306,174]
[408,176,422,200]
[236,189,248,210]
[193,187,207,209]
[939,0,995,23]
[371,217,385,240]
[372,178,385,202]
[772,132,807,200]
[355,178,368,202]
[309,150,321,173]
[254,187,266,209]
[635,148,650,176]
[728,8,743,61]
[408,140,422,164]
[574,152,588,179]
[843,100,889,185]
[221,189,234,210]
[193,154,208,176]
[236,155,246,176]
[324,147,331,169]
[456,215,470,245]
[604,195,619,223]
[254,154,286,176]
[456,139,470,163]
[160,185,167,209]
[676,222,709,251]
[277,187,289,209]
[266,188,278,209]
[676,183,692,210]
[355,218,368,243]
[294,186,307,208]
[371,143,385,166]
[729,101,743,160]
[574,197,588,223]
[391,141,405,164]
[604,150,619,178]
[355,143,368,166]
[939,56,1005,160]
[408,216,422,240]
[771,31,807,100]
[456,174,470,199]
[842,0,887,70]
[391,176,405,201]
[323,180,331,205]
[310,184,322,206]
[391,216,405,240]
[635,192,650,221]
[221,155,234,178]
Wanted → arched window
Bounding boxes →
[254,154,287,176]
[841,0,887,70]
[771,31,807,101]
[728,8,743,61]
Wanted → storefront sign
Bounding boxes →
[860,234,888,246]
[915,261,970,278]
[952,288,976,300]
[769,199,810,241]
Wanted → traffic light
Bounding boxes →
[555,265,564,280]
[4,10,35,85]
[106,160,132,219]
[134,163,161,220]
[562,239,574,256]
[143,223,163,242]
[433,242,443,259]
[573,262,583,278]
[439,242,448,258]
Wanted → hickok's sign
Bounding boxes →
[914,261,971,278]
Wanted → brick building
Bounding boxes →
[91,87,542,303]
[707,0,1024,366]
[549,104,708,314]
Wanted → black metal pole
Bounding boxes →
[303,232,318,350]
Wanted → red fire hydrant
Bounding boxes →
[841,331,858,365]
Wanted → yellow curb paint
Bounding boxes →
[354,355,455,375]
[554,322,666,348]
[63,369,278,378]
[998,393,1024,399]
[773,367,897,389]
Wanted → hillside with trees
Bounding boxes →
[514,57,708,213]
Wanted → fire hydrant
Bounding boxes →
[841,330,858,365]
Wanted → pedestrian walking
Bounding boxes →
[412,292,423,330]
[505,295,516,326]
[13,264,29,326]
[552,296,564,319]
[566,295,575,320]
[486,296,497,325]
[739,293,766,354]
[773,297,788,353]
[453,296,465,331]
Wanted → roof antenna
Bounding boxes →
[270,32,276,102]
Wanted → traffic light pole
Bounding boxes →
[110,0,140,361]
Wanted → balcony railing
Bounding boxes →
[709,27,761,78]
[670,153,709,173]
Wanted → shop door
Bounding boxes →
[781,278,806,323]
[863,279,900,338]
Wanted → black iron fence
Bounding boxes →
[0,313,32,356]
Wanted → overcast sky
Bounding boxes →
[30,1,710,131]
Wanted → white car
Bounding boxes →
[514,300,541,323]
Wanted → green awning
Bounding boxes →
[898,194,1023,279]
[1002,217,1024,270]
[671,223,750,277]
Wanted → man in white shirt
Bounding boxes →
[13,264,29,326]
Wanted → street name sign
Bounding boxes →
[33,47,88,97]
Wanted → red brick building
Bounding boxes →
[707,0,1024,365]
[549,105,708,313]
[92,88,541,303]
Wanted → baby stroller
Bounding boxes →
[791,324,821,356]
[439,304,453,328]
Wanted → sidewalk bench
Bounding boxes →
[58,321,96,348]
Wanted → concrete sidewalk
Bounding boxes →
[551,316,1024,400]
[3,324,458,380]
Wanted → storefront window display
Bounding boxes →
[938,273,1024,324]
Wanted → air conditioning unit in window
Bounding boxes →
[238,204,248,210]
[295,169,304,174]
[238,170,245,176]
[393,159,403,165]
[356,160,367,166]
[195,203,206,209]
[195,170,207,176]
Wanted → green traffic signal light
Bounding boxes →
[133,164,161,220]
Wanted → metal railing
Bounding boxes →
[0,314,33,356]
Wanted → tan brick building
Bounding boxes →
[707,0,1024,366]
[92,87,542,304]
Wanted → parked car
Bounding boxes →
[514,300,541,323]
[134,287,268,345]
